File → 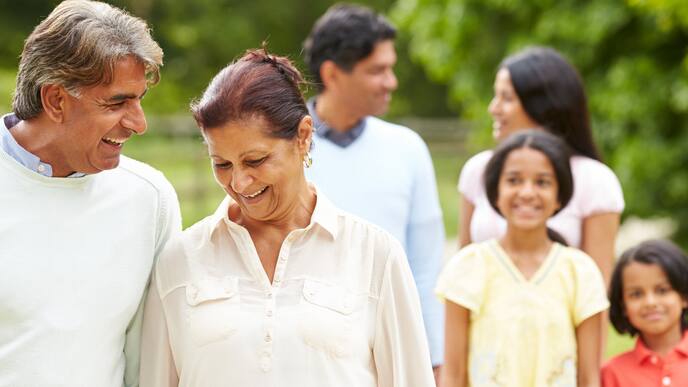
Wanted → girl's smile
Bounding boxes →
[496,147,560,232]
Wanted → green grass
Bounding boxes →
[607,327,635,360]
[123,134,225,228]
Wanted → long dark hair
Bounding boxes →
[501,46,601,161]
[484,130,574,245]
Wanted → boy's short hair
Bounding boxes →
[609,239,688,336]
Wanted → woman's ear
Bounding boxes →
[296,115,314,153]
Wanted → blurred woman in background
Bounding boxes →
[458,46,624,285]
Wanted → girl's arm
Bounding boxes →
[581,212,620,357]
[576,313,602,387]
[441,301,470,387]
[458,197,475,248]
[581,212,621,285]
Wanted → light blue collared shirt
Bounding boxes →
[1,113,84,178]
[307,99,366,148]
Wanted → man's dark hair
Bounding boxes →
[303,3,396,91]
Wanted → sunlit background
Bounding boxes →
[3,0,688,357]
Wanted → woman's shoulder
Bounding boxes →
[154,215,219,284]
[570,155,625,213]
[336,209,400,252]
[571,155,621,184]
[458,150,494,196]
[464,150,494,172]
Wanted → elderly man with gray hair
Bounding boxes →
[0,1,181,386]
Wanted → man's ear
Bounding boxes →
[40,84,68,123]
[296,115,314,153]
[319,60,343,91]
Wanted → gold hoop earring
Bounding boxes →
[303,152,313,168]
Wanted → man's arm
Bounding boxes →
[406,136,445,368]
[124,176,182,387]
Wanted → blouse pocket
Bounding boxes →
[299,279,366,358]
[186,276,241,347]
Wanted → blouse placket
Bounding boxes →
[227,221,312,374]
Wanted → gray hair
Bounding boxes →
[12,0,163,120]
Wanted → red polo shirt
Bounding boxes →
[602,331,688,387]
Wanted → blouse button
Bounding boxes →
[37,164,46,173]
[260,356,271,372]
[264,333,272,343]
[650,356,658,364]
[662,376,671,386]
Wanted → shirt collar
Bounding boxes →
[1,113,85,178]
[207,184,339,240]
[633,331,688,364]
[1,113,53,177]
[307,98,366,148]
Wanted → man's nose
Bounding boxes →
[122,100,147,135]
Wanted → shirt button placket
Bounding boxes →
[261,285,276,373]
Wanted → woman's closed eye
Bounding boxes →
[213,161,232,169]
[245,157,267,167]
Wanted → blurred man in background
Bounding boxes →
[303,3,445,381]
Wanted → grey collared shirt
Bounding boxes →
[307,99,366,148]
[1,113,84,178]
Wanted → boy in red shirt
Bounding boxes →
[603,240,688,387]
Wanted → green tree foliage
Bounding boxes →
[0,0,452,117]
[392,0,688,246]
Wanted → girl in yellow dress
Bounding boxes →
[437,130,608,387]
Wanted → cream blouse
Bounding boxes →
[140,190,434,387]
